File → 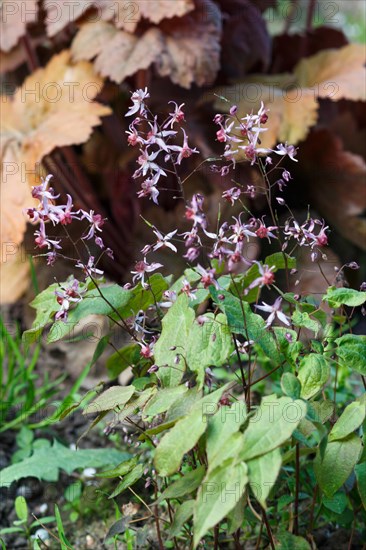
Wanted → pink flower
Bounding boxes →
[273,143,298,162]
[125,88,150,117]
[195,265,218,289]
[137,148,165,177]
[164,102,185,129]
[139,341,154,359]
[255,297,290,327]
[184,247,200,262]
[34,221,61,250]
[80,210,105,241]
[181,278,196,300]
[255,219,278,242]
[54,278,85,322]
[131,258,163,287]
[76,256,104,277]
[248,263,276,290]
[169,129,199,165]
[152,228,178,253]
[137,176,160,204]
[229,214,257,243]
[145,117,176,152]
[222,187,241,206]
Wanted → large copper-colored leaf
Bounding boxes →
[294,44,366,102]
[0,50,111,260]
[0,0,38,52]
[72,21,163,84]
[0,141,32,304]
[156,0,222,88]
[299,129,366,250]
[0,246,30,303]
[1,50,111,172]
[106,0,195,31]
[71,0,222,88]
[44,0,194,36]
[0,141,32,246]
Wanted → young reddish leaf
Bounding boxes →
[0,0,38,52]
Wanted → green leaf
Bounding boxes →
[83,386,135,414]
[324,287,366,308]
[292,310,320,334]
[275,532,311,549]
[48,284,132,343]
[322,493,348,514]
[247,447,282,508]
[154,384,231,476]
[210,288,280,362]
[297,354,330,399]
[55,504,72,550]
[106,343,141,378]
[157,466,206,502]
[281,373,301,399]
[108,464,144,498]
[186,313,232,387]
[169,500,194,539]
[193,459,248,547]
[264,253,296,271]
[226,494,246,534]
[154,294,195,387]
[240,396,307,461]
[16,426,34,449]
[354,462,366,509]
[329,401,366,441]
[143,385,188,417]
[335,335,366,375]
[96,457,138,478]
[105,387,156,425]
[0,440,129,486]
[15,496,28,522]
[314,433,362,497]
[206,401,247,470]
[118,273,168,318]
[166,386,202,422]
[308,400,334,424]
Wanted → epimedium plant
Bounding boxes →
[22,90,366,548]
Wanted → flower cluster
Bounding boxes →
[127,89,304,328]
[213,102,298,171]
[27,174,112,321]
[125,88,198,205]
[283,217,329,262]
